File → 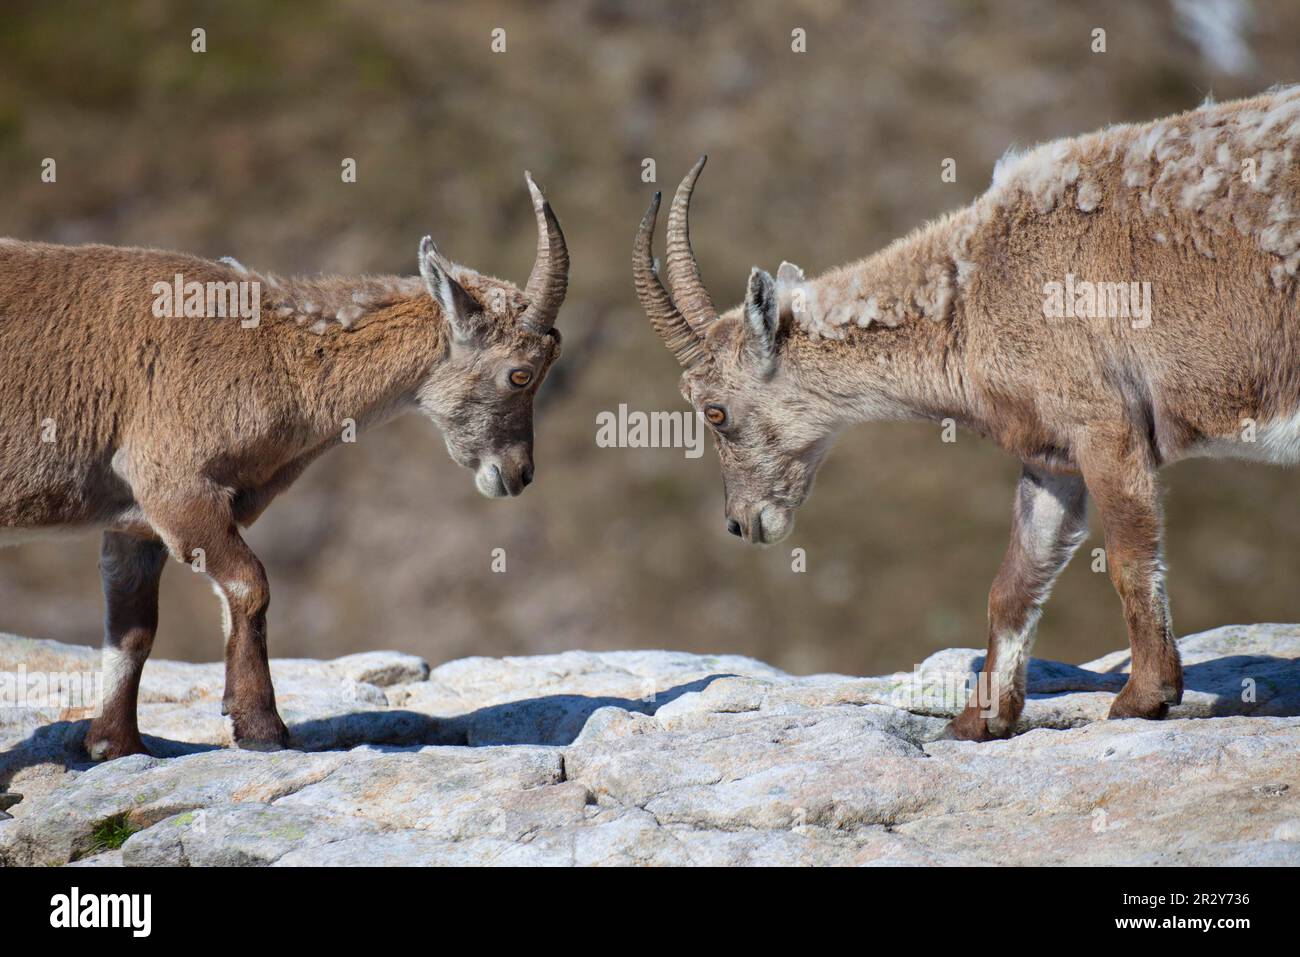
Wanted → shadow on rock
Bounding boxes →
[0,718,222,794]
[1,676,732,782]
[1182,654,1300,716]
[293,675,732,750]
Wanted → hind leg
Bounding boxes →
[1077,426,1183,720]
[84,531,167,761]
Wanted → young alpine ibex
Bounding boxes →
[634,87,1300,740]
[0,173,568,757]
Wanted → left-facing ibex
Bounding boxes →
[0,173,568,758]
[634,87,1300,740]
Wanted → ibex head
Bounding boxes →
[633,157,835,544]
[417,172,568,498]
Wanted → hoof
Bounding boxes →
[84,734,151,762]
[1107,682,1174,721]
[231,712,291,752]
[942,709,1009,743]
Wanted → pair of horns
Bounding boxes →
[633,156,717,369]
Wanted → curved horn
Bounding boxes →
[634,192,709,370]
[665,155,717,333]
[520,171,569,333]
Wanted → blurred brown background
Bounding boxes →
[1,0,1298,676]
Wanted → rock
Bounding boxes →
[330,651,430,688]
[1,626,1297,866]
[122,803,382,867]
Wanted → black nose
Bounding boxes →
[520,464,534,487]
[726,518,742,537]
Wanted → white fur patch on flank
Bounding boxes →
[1189,406,1300,464]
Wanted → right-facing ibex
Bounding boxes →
[634,87,1300,740]
[1,173,568,758]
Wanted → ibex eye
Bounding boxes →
[704,404,728,427]
[509,368,533,387]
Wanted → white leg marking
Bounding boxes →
[210,580,234,646]
[98,645,133,715]
[985,474,1087,733]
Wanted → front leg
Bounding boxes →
[141,483,291,751]
[1077,425,1183,720]
[947,465,1088,740]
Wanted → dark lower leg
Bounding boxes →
[219,566,289,749]
[84,532,166,761]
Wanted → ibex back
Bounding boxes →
[0,173,568,757]
[634,88,1300,740]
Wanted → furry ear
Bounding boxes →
[744,266,780,373]
[775,261,805,322]
[418,236,481,343]
[776,260,804,284]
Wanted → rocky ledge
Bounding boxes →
[1,625,1298,866]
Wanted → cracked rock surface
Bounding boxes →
[2,624,1298,866]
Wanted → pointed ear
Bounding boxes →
[744,267,779,373]
[776,261,804,284]
[775,261,805,321]
[418,236,481,343]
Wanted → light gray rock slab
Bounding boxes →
[121,802,382,866]
[0,749,347,866]
[1,627,1297,866]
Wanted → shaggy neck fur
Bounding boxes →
[779,210,977,428]
[252,274,449,447]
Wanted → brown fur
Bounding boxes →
[1,195,566,758]
[636,88,1300,739]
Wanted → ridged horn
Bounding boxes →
[633,191,709,370]
[665,155,717,333]
[520,171,569,333]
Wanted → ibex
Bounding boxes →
[0,173,568,757]
[634,87,1300,740]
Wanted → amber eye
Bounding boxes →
[509,368,533,388]
[704,404,728,427]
